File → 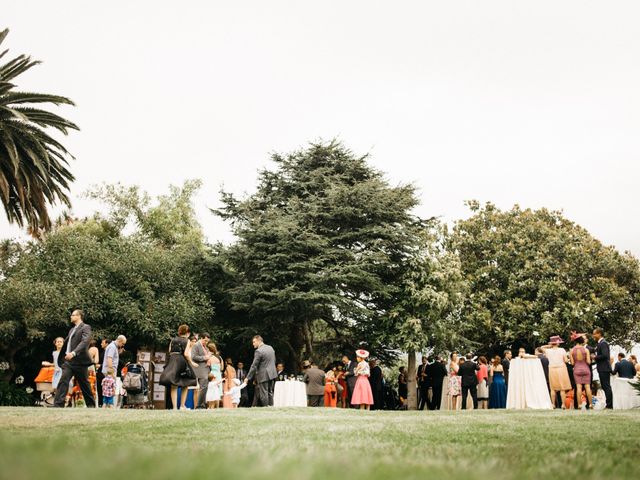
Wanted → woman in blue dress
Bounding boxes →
[489,355,507,409]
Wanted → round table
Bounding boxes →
[506,358,553,410]
[273,380,307,407]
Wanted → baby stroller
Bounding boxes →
[121,363,151,409]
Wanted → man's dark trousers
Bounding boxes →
[461,385,478,410]
[54,362,95,407]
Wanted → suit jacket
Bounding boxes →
[303,367,326,396]
[343,360,357,389]
[458,360,480,387]
[417,364,430,387]
[430,362,448,384]
[246,343,277,383]
[501,358,511,383]
[58,322,93,367]
[537,354,550,383]
[190,341,210,379]
[613,359,636,379]
[595,339,612,373]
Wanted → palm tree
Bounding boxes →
[0,28,79,232]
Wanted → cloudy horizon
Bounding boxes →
[2,1,639,255]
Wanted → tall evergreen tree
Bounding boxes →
[216,141,420,368]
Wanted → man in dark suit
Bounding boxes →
[427,356,448,410]
[459,353,480,410]
[369,359,384,410]
[417,356,429,410]
[235,361,250,407]
[342,355,357,406]
[244,335,278,406]
[612,353,636,379]
[190,333,211,409]
[276,362,288,381]
[54,309,95,408]
[593,328,613,409]
[502,350,512,386]
[535,347,550,391]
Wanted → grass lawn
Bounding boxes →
[1,407,639,480]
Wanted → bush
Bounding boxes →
[0,381,34,406]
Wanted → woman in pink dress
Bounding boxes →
[569,333,592,409]
[350,349,374,410]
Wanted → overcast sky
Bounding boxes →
[3,1,639,255]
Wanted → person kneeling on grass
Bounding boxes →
[101,367,116,409]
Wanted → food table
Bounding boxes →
[506,358,553,410]
[273,380,307,407]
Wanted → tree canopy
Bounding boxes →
[451,201,640,353]
[216,141,421,367]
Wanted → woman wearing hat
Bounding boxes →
[350,349,374,410]
[541,336,572,408]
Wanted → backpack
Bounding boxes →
[123,363,145,394]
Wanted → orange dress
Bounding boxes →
[324,378,337,407]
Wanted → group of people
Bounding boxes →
[158,326,278,410]
[299,350,382,410]
[421,328,640,411]
[39,310,639,412]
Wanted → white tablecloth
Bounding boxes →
[273,380,307,407]
[507,358,553,410]
[612,377,640,410]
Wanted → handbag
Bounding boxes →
[180,362,196,379]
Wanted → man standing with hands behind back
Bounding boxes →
[244,335,277,406]
[593,327,613,409]
[54,309,95,408]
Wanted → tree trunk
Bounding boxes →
[288,324,306,372]
[407,350,418,410]
[302,320,314,361]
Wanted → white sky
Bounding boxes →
[2,1,640,255]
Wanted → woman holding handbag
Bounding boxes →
[159,324,198,410]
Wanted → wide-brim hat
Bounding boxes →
[356,349,370,359]
[302,360,311,368]
[549,335,564,345]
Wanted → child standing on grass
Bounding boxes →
[223,378,246,408]
[101,367,116,409]
[350,349,374,410]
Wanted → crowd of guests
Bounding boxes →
[38,310,640,411]
[415,328,640,411]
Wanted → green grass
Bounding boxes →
[1,408,639,480]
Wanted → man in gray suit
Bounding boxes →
[303,361,326,407]
[244,335,277,406]
[54,309,95,408]
[190,332,211,409]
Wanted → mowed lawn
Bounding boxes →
[1,407,639,480]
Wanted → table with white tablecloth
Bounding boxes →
[273,380,307,407]
[611,376,640,410]
[506,358,553,410]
